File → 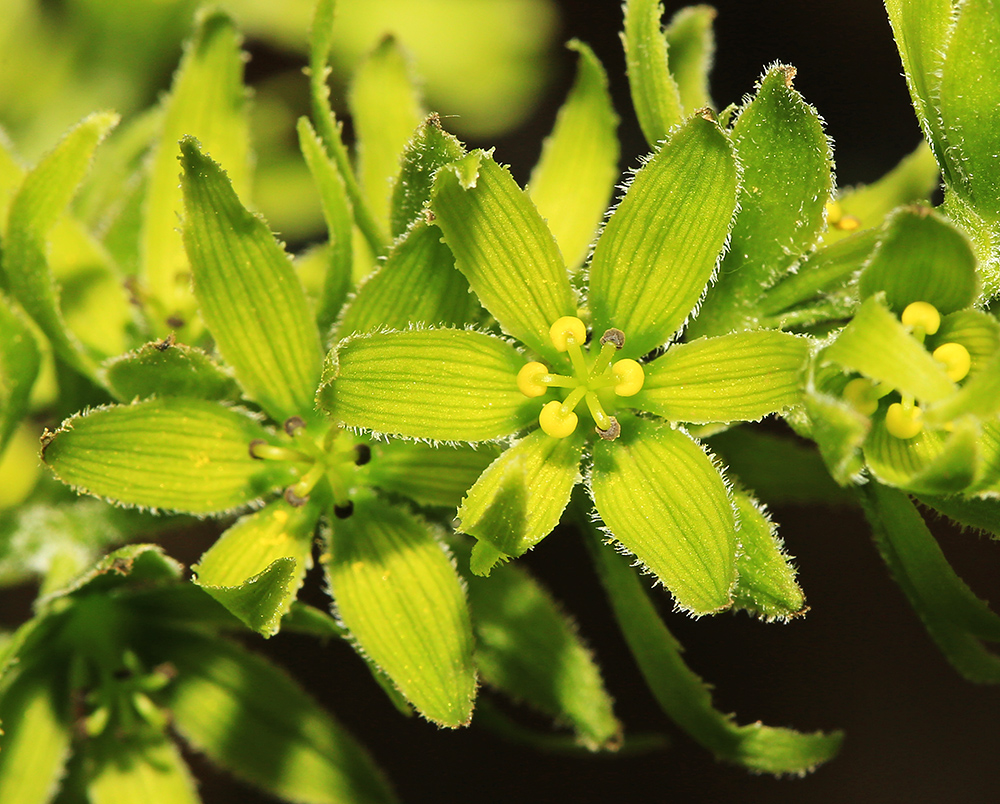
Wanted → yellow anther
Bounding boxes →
[885,402,923,439]
[932,342,971,382]
[549,316,587,352]
[539,400,578,438]
[900,301,940,336]
[825,200,842,225]
[517,361,550,398]
[843,377,880,416]
[836,215,861,231]
[612,359,645,397]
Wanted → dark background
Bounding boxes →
[225,2,999,803]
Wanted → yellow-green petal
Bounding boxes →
[636,331,809,424]
[325,495,476,727]
[590,414,737,615]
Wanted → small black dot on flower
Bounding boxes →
[283,416,307,436]
[334,500,355,519]
[600,328,626,350]
[354,444,371,465]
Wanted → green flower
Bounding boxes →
[320,114,812,617]
[805,205,1000,495]
[0,545,397,804]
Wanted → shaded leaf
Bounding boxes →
[433,150,576,363]
[319,328,534,442]
[858,206,977,314]
[458,429,583,557]
[335,223,477,340]
[194,499,321,636]
[180,137,323,423]
[349,36,424,231]
[693,65,831,337]
[586,522,842,774]
[366,441,500,509]
[623,0,683,148]
[454,539,621,750]
[860,482,1000,683]
[2,112,118,378]
[42,398,289,515]
[637,331,809,424]
[665,5,716,113]
[147,626,399,804]
[590,414,736,615]
[0,294,40,451]
[730,491,805,621]
[140,9,250,332]
[325,495,476,727]
[588,115,737,360]
[86,736,199,804]
[298,116,354,337]
[527,40,619,271]
[102,339,240,403]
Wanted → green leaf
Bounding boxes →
[457,429,583,558]
[730,491,805,622]
[823,296,955,403]
[349,35,424,232]
[858,206,977,314]
[759,227,878,321]
[588,115,737,360]
[365,441,500,509]
[102,339,240,403]
[864,414,979,495]
[636,331,809,424]
[802,388,869,486]
[193,499,321,637]
[693,65,831,337]
[860,482,1000,683]
[41,544,183,604]
[0,294,40,451]
[325,495,476,727]
[308,0,386,258]
[884,0,954,181]
[708,427,855,508]
[937,0,1000,220]
[917,493,1000,540]
[42,398,290,515]
[334,223,477,340]
[831,141,940,240]
[140,8,250,332]
[298,116,353,338]
[86,736,199,804]
[586,523,842,774]
[180,137,323,423]
[432,150,576,363]
[0,667,72,804]
[319,329,534,442]
[623,0,683,148]
[146,626,399,804]
[665,5,716,113]
[390,114,465,239]
[2,112,118,378]
[453,539,622,750]
[526,40,619,271]
[590,414,736,615]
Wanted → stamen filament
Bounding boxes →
[561,385,588,414]
[289,461,326,500]
[589,340,619,380]
[249,441,312,463]
[565,338,589,379]
[544,373,579,389]
[585,392,611,430]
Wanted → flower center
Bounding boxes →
[842,301,971,439]
[250,417,370,516]
[516,316,645,441]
